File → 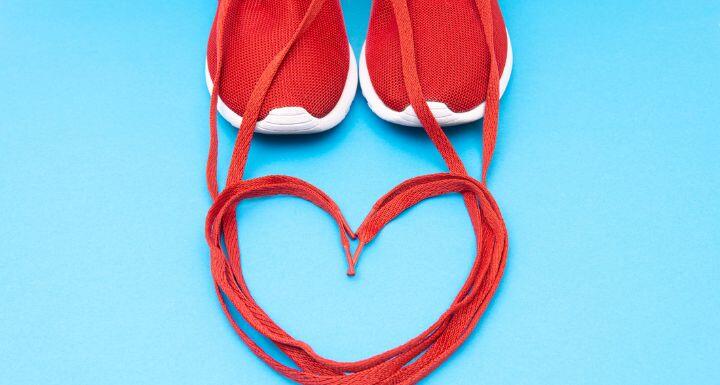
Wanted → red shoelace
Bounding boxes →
[204,0,508,383]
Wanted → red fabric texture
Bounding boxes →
[207,0,350,120]
[204,0,508,383]
[365,0,507,112]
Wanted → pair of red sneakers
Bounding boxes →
[204,1,512,384]
[206,0,511,134]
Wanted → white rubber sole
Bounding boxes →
[205,45,358,134]
[359,30,513,127]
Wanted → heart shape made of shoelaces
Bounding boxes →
[205,0,508,384]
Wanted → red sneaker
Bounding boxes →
[360,0,512,127]
[206,0,357,134]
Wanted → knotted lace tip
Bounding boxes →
[346,241,366,277]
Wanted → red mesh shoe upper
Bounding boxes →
[365,0,507,113]
[207,0,350,120]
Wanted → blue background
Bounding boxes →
[1,1,719,384]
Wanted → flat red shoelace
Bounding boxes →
[204,1,508,383]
